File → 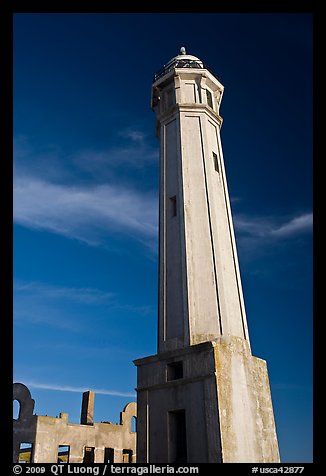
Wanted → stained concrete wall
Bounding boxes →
[213,336,280,463]
[134,338,279,463]
[135,342,221,463]
[13,383,137,463]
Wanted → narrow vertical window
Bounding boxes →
[83,447,95,463]
[19,443,33,463]
[168,410,187,463]
[206,89,213,109]
[122,449,133,463]
[13,399,20,420]
[131,416,137,432]
[213,152,219,173]
[104,448,115,463]
[57,445,70,463]
[170,196,177,217]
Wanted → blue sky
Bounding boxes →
[13,13,312,462]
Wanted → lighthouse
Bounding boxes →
[134,48,280,463]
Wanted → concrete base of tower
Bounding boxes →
[134,337,280,463]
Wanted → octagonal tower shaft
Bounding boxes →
[152,64,250,354]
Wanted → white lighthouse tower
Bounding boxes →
[134,48,280,463]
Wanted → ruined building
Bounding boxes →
[134,48,280,463]
[13,383,136,463]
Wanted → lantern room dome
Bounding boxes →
[167,47,203,67]
[154,47,204,82]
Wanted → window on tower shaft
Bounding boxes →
[206,89,213,109]
[170,196,177,217]
[213,152,219,173]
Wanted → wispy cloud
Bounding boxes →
[81,127,158,170]
[21,381,136,398]
[14,176,158,247]
[14,281,115,304]
[71,142,157,177]
[14,173,310,250]
[14,129,159,188]
[14,281,112,332]
[230,196,243,204]
[234,212,313,239]
[233,212,312,264]
[14,134,311,254]
[270,213,313,238]
[234,216,273,237]
[14,280,155,331]
[119,128,147,143]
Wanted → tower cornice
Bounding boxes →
[157,103,223,128]
[153,68,224,92]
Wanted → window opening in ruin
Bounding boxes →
[168,410,187,463]
[213,152,219,173]
[57,445,70,463]
[122,449,133,463]
[206,89,213,109]
[167,361,183,381]
[170,196,177,217]
[83,446,95,464]
[104,447,115,463]
[19,443,33,463]
[13,399,20,420]
[131,416,137,433]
